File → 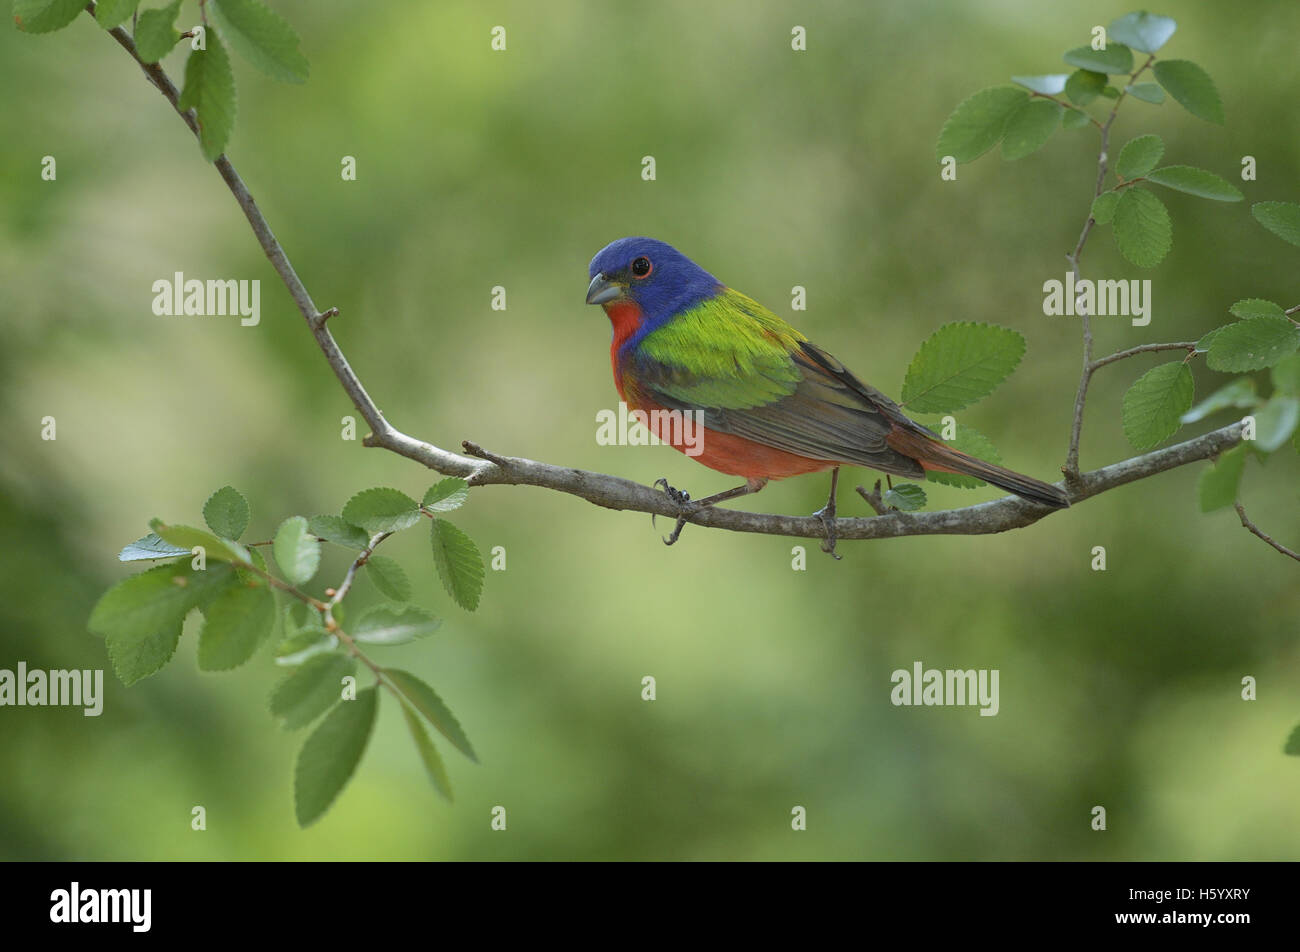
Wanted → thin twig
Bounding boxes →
[1090,341,1199,371]
[1234,503,1300,562]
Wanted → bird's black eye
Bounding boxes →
[631,256,652,278]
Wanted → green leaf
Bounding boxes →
[89,563,235,685]
[1091,190,1121,224]
[177,33,237,161]
[1011,74,1067,95]
[365,555,411,601]
[1180,378,1258,424]
[95,0,141,29]
[1251,396,1300,452]
[1144,166,1243,202]
[342,488,422,534]
[1197,445,1247,512]
[294,686,378,827]
[133,0,182,63]
[1127,82,1165,104]
[1100,85,1121,100]
[926,424,1002,489]
[271,653,357,729]
[1063,43,1134,75]
[1153,60,1224,124]
[118,531,192,562]
[1064,69,1106,106]
[430,520,484,611]
[353,604,441,646]
[1230,299,1285,320]
[901,322,1026,413]
[1115,134,1164,179]
[273,515,321,586]
[1196,326,1226,354]
[197,581,276,671]
[1061,107,1091,130]
[274,623,336,666]
[13,0,84,33]
[883,484,927,511]
[422,477,470,512]
[1272,353,1300,396]
[1252,202,1300,248]
[202,485,250,540]
[1122,362,1194,450]
[1001,99,1061,161]
[1205,317,1300,372]
[1107,11,1177,53]
[209,0,309,83]
[150,518,250,564]
[307,514,370,549]
[935,87,1027,163]
[385,669,478,763]
[400,701,453,802]
[1112,187,1172,268]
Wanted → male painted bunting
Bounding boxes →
[586,237,1068,553]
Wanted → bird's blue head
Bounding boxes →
[586,237,723,330]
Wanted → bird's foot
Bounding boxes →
[812,502,843,561]
[652,478,695,546]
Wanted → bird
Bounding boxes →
[585,237,1069,555]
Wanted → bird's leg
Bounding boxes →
[653,477,767,546]
[812,467,843,560]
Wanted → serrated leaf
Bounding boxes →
[1112,187,1172,268]
[1272,353,1300,396]
[1180,378,1258,423]
[270,653,356,729]
[1196,326,1226,354]
[89,563,235,685]
[294,686,378,827]
[925,424,1002,489]
[901,322,1025,413]
[365,555,411,602]
[1062,107,1091,130]
[1108,11,1177,53]
[1251,396,1300,452]
[1091,190,1121,224]
[209,0,309,83]
[197,581,275,671]
[353,604,441,645]
[1011,74,1067,95]
[1153,60,1223,124]
[307,514,370,549]
[1127,82,1165,104]
[430,520,484,611]
[273,515,321,586]
[342,488,422,534]
[150,518,250,564]
[118,531,192,562]
[1252,202,1300,248]
[422,477,470,512]
[95,0,140,29]
[1001,99,1061,161]
[202,485,250,540]
[1197,445,1247,512]
[935,87,1027,163]
[1122,362,1194,450]
[385,669,478,763]
[400,701,453,802]
[274,624,336,666]
[1206,317,1300,372]
[1230,299,1285,320]
[1115,134,1164,179]
[133,0,182,62]
[13,0,84,33]
[1144,165,1243,202]
[882,484,927,511]
[1064,69,1106,106]
[177,34,237,161]
[1063,43,1133,75]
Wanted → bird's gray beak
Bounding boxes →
[586,273,625,306]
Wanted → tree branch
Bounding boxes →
[1234,503,1300,562]
[95,20,1251,547]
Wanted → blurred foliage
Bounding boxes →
[0,0,1297,860]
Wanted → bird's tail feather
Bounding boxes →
[885,428,1069,509]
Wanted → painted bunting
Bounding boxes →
[586,237,1068,552]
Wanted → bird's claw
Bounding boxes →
[812,504,843,560]
[652,478,694,545]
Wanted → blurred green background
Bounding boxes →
[1,0,1297,860]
